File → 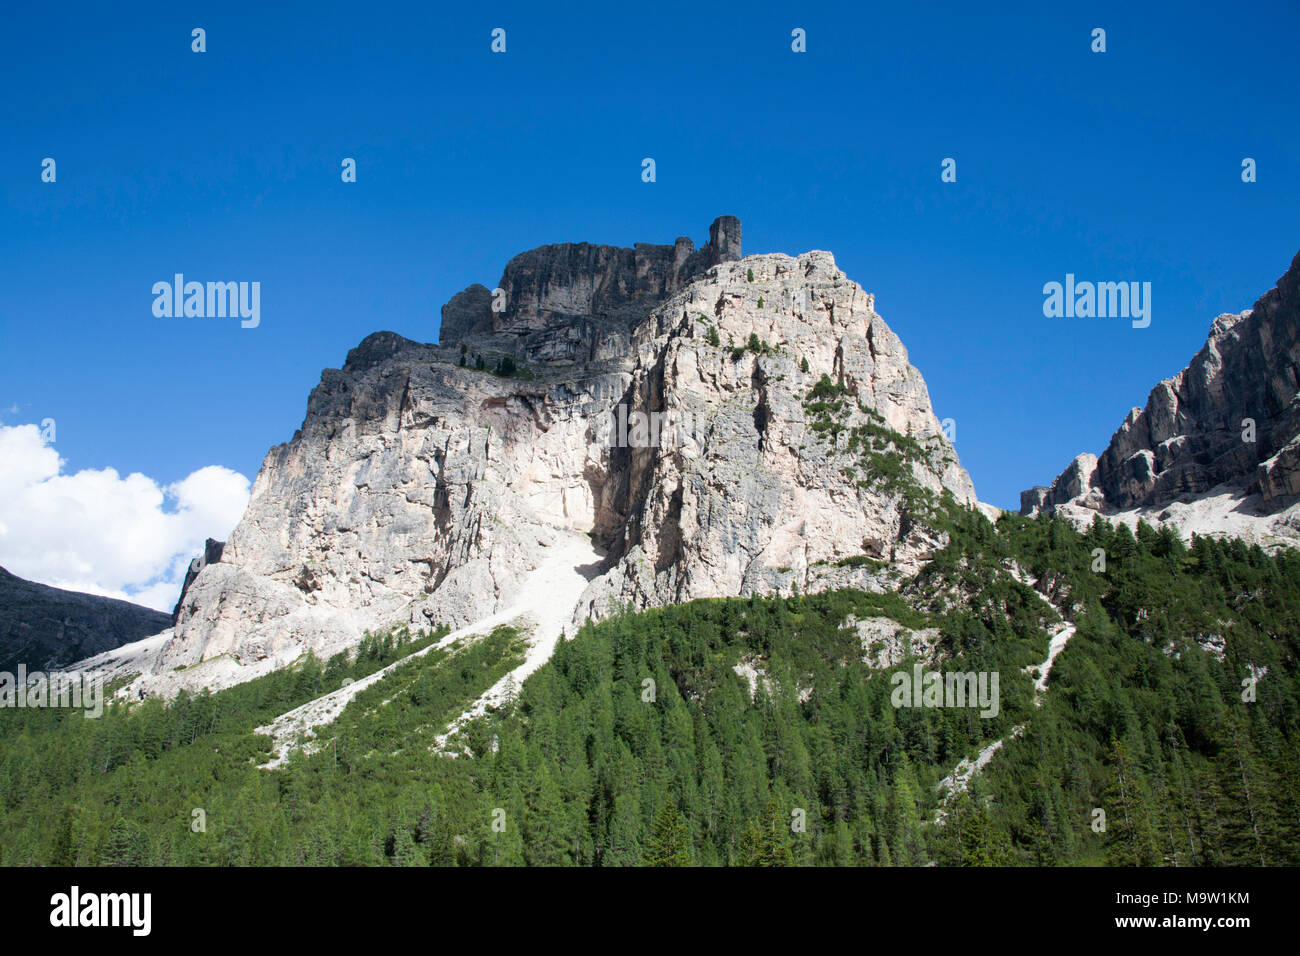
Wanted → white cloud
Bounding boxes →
[0,424,250,612]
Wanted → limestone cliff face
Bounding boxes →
[581,249,976,617]
[1022,249,1300,545]
[146,218,977,695]
[163,334,623,681]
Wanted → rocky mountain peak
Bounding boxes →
[114,220,981,700]
[1022,248,1300,546]
[344,330,424,373]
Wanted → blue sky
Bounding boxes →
[2,0,1298,538]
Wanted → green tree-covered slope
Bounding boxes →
[1,509,1296,866]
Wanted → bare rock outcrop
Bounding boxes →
[1022,249,1300,547]
[577,249,976,616]
[171,538,224,622]
[440,215,742,365]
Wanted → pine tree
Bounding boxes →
[830,819,855,865]
[888,758,927,865]
[602,791,644,867]
[99,817,148,867]
[51,804,78,866]
[485,789,527,866]
[739,799,796,866]
[524,768,573,866]
[389,824,424,867]
[1101,737,1159,865]
[959,801,1006,866]
[644,800,693,866]
[1217,714,1276,865]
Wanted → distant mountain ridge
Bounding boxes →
[0,566,171,673]
[1022,248,1300,547]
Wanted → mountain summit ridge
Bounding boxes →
[440,215,742,366]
